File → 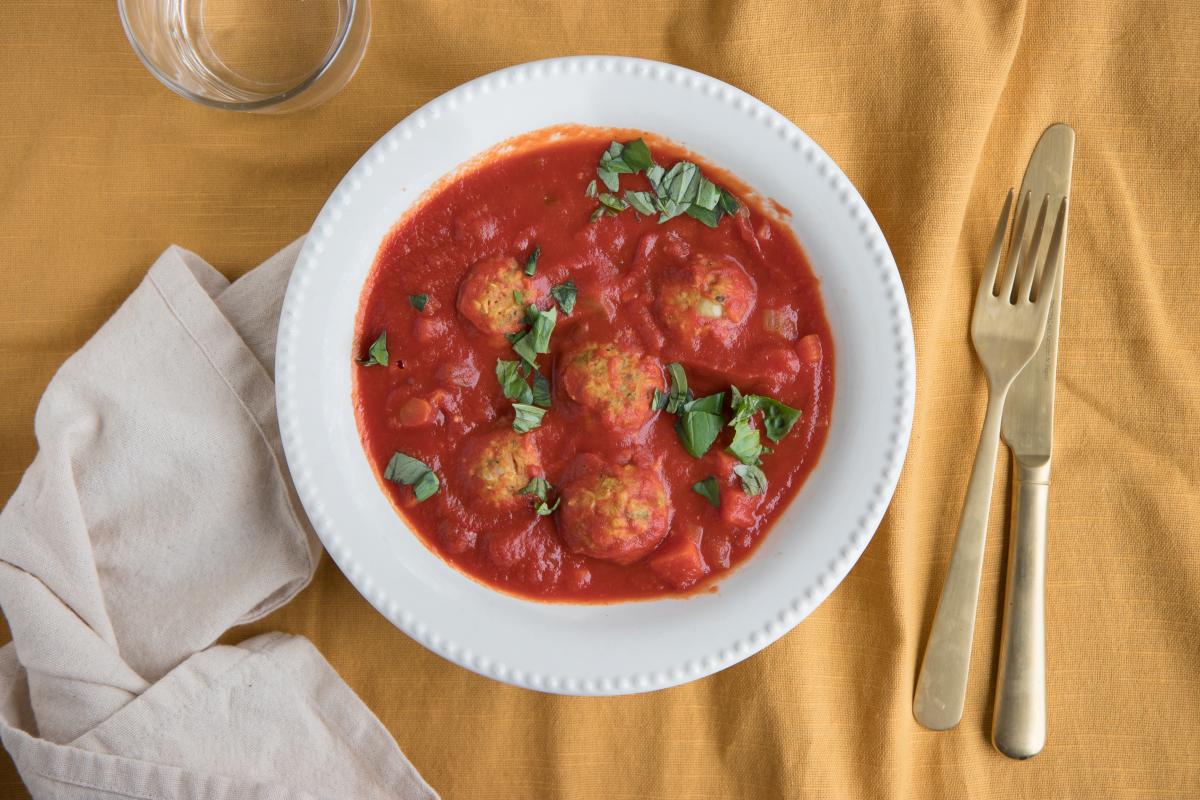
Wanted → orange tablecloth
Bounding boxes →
[2,2,1198,797]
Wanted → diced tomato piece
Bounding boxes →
[736,209,765,260]
[702,531,732,570]
[720,485,763,529]
[648,526,707,589]
[413,315,448,343]
[395,397,437,427]
[797,333,823,365]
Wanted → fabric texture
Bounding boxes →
[0,243,437,799]
[1,1,1198,798]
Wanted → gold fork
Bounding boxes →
[914,190,1068,730]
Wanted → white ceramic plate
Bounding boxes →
[276,56,914,695]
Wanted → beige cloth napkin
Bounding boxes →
[0,241,438,800]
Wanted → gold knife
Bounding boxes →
[993,123,1075,759]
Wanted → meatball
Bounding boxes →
[654,253,757,347]
[456,254,550,337]
[458,427,541,512]
[557,456,671,564]
[558,342,662,433]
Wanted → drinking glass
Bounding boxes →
[117,0,370,113]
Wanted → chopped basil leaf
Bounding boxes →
[675,392,725,458]
[597,141,632,192]
[511,305,557,367]
[532,371,552,408]
[598,167,620,193]
[692,476,721,508]
[384,452,439,501]
[675,410,723,458]
[598,192,629,214]
[621,138,653,171]
[518,475,550,501]
[645,164,666,193]
[624,190,658,215]
[685,204,721,228]
[757,398,802,442]
[357,332,389,367]
[536,497,561,516]
[695,177,721,211]
[657,161,702,222]
[683,392,725,416]
[512,403,547,433]
[651,387,668,411]
[730,384,744,411]
[513,289,523,305]
[585,179,598,198]
[524,245,540,276]
[496,359,533,405]
[551,280,577,315]
[588,205,606,223]
[409,294,429,312]
[726,420,763,465]
[718,189,740,215]
[733,463,767,496]
[664,362,692,413]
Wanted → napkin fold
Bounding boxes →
[0,241,438,799]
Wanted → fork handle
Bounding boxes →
[992,458,1049,759]
[914,382,1009,730]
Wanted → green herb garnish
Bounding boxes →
[524,245,541,276]
[519,475,550,501]
[726,420,764,465]
[384,452,439,501]
[733,463,767,496]
[510,304,557,367]
[675,392,725,458]
[551,280,577,315]
[532,371,552,408]
[518,475,560,515]
[357,332,389,367]
[590,139,740,227]
[409,294,428,312]
[496,359,533,405]
[663,362,692,413]
[624,190,657,216]
[597,192,629,215]
[512,403,547,434]
[597,139,650,191]
[729,392,802,443]
[692,476,721,508]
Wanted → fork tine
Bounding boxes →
[980,189,1014,300]
[999,190,1032,300]
[1034,198,1068,308]
[1016,194,1051,301]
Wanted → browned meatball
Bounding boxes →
[457,254,550,337]
[557,455,671,565]
[458,427,541,512]
[558,342,662,433]
[654,253,757,347]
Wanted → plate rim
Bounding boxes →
[275,55,916,695]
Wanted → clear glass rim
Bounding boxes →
[116,0,360,112]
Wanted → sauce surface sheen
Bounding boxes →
[354,129,834,602]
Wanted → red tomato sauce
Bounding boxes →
[354,128,834,602]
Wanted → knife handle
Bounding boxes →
[992,458,1049,759]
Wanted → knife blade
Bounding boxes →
[993,122,1074,760]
